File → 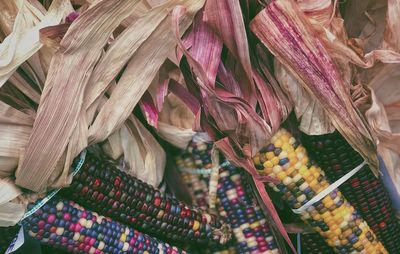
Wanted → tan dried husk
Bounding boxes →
[146,60,196,149]
[103,115,166,187]
[158,93,196,149]
[0,0,203,224]
[0,0,73,87]
[13,0,203,192]
[274,61,335,135]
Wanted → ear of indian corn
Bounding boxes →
[22,198,187,254]
[184,139,281,254]
[217,164,280,254]
[252,128,387,254]
[61,152,231,246]
[301,131,400,253]
[175,151,237,254]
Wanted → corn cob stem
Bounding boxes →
[301,131,400,253]
[61,152,231,246]
[23,198,187,254]
[252,128,387,253]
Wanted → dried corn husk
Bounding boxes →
[10,0,204,192]
[0,0,73,87]
[251,0,379,173]
[0,178,25,226]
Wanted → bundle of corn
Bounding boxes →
[61,152,230,246]
[0,225,19,253]
[217,164,279,254]
[300,233,332,254]
[253,128,387,253]
[22,198,186,254]
[301,131,400,253]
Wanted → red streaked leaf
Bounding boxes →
[204,0,254,101]
[168,79,200,114]
[250,0,379,173]
[173,6,272,154]
[139,91,158,128]
[191,9,222,86]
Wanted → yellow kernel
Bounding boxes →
[282,177,292,185]
[302,170,311,179]
[281,134,289,142]
[297,194,306,203]
[288,151,297,159]
[321,212,331,219]
[326,220,336,228]
[273,165,283,174]
[294,162,302,169]
[120,233,126,242]
[301,157,309,164]
[253,156,260,165]
[264,167,273,174]
[299,165,308,174]
[274,139,283,148]
[266,152,275,160]
[277,172,287,181]
[250,221,260,229]
[309,179,318,189]
[282,143,290,151]
[285,167,295,176]
[299,182,309,191]
[263,161,273,168]
[293,174,302,182]
[279,151,288,159]
[271,157,280,166]
[193,220,200,231]
[333,228,341,237]
[322,196,333,205]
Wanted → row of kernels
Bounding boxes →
[62,153,227,245]
[23,199,186,254]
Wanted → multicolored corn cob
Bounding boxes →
[175,152,210,211]
[61,152,231,246]
[176,145,236,254]
[300,233,333,254]
[301,131,400,253]
[252,128,387,253]
[0,225,19,253]
[22,198,187,254]
[182,139,280,254]
[217,164,280,254]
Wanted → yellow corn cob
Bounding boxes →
[252,129,387,254]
